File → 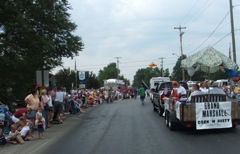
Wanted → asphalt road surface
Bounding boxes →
[1,98,240,154]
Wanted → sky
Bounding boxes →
[52,0,240,84]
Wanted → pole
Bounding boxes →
[229,0,236,63]
[174,25,186,81]
[75,59,77,88]
[114,57,122,79]
[159,57,165,77]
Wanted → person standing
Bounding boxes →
[47,89,54,126]
[138,85,145,105]
[53,87,65,123]
[41,89,49,128]
[24,88,40,125]
[187,84,204,102]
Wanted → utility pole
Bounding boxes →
[159,57,166,77]
[174,25,186,81]
[229,0,236,63]
[75,59,77,88]
[114,57,122,79]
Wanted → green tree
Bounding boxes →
[87,72,100,89]
[163,68,170,77]
[0,0,84,103]
[171,55,186,81]
[97,63,119,86]
[132,67,162,88]
[118,75,130,86]
[54,68,76,91]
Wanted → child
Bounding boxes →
[8,124,20,144]
[36,106,43,118]
[35,114,45,139]
[19,122,35,141]
[88,94,94,107]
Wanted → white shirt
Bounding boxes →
[187,90,204,101]
[55,91,64,102]
[200,87,208,94]
[48,95,53,107]
[176,86,186,95]
[20,126,30,137]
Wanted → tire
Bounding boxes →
[158,102,164,116]
[153,105,157,112]
[165,112,169,127]
[168,114,176,131]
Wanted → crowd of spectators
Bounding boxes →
[0,85,138,145]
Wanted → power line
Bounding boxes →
[187,11,230,54]
[212,29,240,46]
[184,0,216,27]
[179,0,200,25]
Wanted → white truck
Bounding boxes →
[149,77,170,102]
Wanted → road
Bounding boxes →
[1,98,240,154]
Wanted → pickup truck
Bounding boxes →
[164,94,240,130]
[152,81,189,116]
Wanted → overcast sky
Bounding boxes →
[53,0,240,84]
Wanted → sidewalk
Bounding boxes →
[0,113,85,154]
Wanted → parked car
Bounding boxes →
[152,81,189,116]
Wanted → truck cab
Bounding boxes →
[152,81,188,116]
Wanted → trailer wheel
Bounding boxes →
[168,114,176,130]
[165,112,169,128]
[153,104,157,112]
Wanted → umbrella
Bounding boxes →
[149,62,157,67]
[181,46,238,73]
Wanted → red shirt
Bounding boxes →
[14,108,28,118]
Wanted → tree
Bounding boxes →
[54,68,76,91]
[132,67,162,88]
[87,72,100,89]
[97,63,119,86]
[0,0,84,103]
[163,68,170,77]
[171,55,187,81]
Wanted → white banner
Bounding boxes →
[79,71,85,80]
[175,101,181,120]
[196,102,232,130]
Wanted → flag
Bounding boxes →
[229,44,232,60]
[141,80,149,90]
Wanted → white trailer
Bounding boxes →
[149,77,170,90]
[104,79,125,91]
